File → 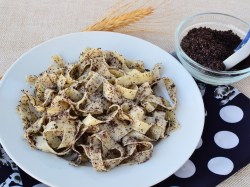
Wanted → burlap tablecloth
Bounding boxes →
[0,0,249,186]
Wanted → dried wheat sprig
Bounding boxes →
[82,7,154,32]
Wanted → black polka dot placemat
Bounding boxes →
[0,82,250,187]
[155,83,250,187]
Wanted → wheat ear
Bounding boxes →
[83,7,153,31]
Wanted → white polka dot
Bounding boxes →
[196,138,203,149]
[208,157,234,175]
[174,160,196,178]
[220,105,243,123]
[214,131,239,149]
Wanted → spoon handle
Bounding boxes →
[235,30,250,51]
[224,39,250,70]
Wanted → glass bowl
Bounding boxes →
[175,12,250,85]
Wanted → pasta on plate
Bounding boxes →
[17,48,179,171]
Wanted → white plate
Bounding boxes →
[0,32,204,187]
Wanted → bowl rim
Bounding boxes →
[175,12,250,75]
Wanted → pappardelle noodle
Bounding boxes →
[17,48,179,171]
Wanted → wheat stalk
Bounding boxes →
[83,7,154,32]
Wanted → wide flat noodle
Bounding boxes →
[116,64,161,86]
[17,48,179,172]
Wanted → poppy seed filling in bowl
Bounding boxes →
[180,27,243,71]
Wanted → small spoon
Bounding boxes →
[223,30,250,70]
